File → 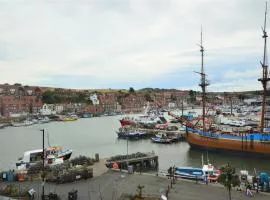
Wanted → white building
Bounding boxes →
[90,94,99,105]
[39,104,56,116]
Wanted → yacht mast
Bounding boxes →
[258,2,270,133]
[198,27,209,133]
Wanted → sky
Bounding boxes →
[0,0,269,92]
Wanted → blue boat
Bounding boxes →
[151,136,172,144]
[174,167,204,180]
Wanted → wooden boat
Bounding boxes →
[186,9,270,156]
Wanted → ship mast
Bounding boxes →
[258,2,270,133]
[198,27,209,133]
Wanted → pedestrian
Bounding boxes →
[165,189,169,198]
[246,183,253,197]
[204,173,208,185]
[167,167,172,179]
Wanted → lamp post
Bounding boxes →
[127,139,128,156]
[40,129,45,200]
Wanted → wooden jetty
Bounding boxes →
[105,152,158,172]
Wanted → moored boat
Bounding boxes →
[38,116,51,124]
[186,11,270,156]
[119,117,136,126]
[15,146,72,170]
[12,120,35,127]
[151,136,172,144]
[117,128,148,140]
[82,113,93,118]
[174,167,204,180]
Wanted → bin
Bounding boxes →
[128,165,133,174]
[68,190,78,200]
[7,171,15,182]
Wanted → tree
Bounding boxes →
[218,164,240,200]
[189,90,196,103]
[129,87,135,93]
[171,93,177,101]
[144,92,152,102]
[135,184,144,198]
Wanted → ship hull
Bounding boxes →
[119,119,135,126]
[186,128,270,156]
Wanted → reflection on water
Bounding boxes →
[0,115,270,175]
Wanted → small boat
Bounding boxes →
[82,113,93,118]
[202,163,221,182]
[0,124,8,129]
[117,129,147,140]
[38,116,51,124]
[151,132,180,144]
[151,134,172,144]
[58,115,78,121]
[12,120,35,127]
[174,167,204,180]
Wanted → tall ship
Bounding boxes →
[186,4,270,156]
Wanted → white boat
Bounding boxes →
[15,146,72,170]
[12,120,35,127]
[174,167,204,180]
[38,116,51,124]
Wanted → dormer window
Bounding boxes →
[10,88,16,94]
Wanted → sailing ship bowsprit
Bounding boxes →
[186,4,270,156]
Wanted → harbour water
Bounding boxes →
[1,115,270,175]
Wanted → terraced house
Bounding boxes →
[0,83,43,117]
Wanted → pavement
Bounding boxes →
[1,160,270,200]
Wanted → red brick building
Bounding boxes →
[0,83,43,117]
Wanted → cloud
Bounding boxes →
[0,0,268,91]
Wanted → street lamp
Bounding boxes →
[40,129,45,200]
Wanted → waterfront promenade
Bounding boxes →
[13,170,269,200]
[1,159,269,200]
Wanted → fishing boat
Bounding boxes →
[117,128,148,140]
[15,146,72,169]
[202,163,221,182]
[174,167,204,180]
[119,117,136,126]
[186,6,270,156]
